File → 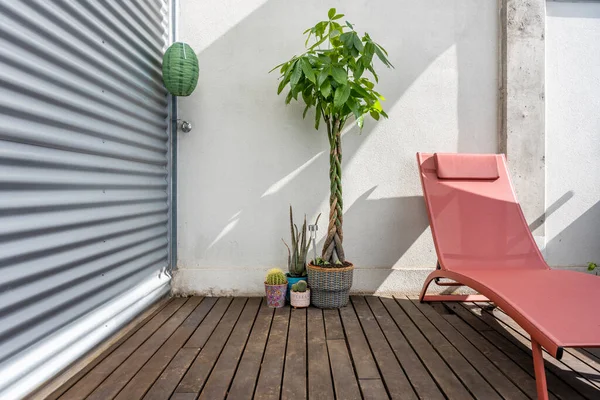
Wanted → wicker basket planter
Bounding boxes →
[307,262,354,308]
[290,289,311,308]
[265,283,287,308]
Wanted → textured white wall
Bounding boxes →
[174,0,498,295]
[546,2,600,267]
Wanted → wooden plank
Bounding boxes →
[85,297,203,400]
[338,304,381,380]
[198,298,262,400]
[142,297,233,400]
[254,305,291,400]
[143,348,198,400]
[59,297,187,400]
[40,297,171,400]
[323,309,344,340]
[281,308,307,400]
[380,297,474,400]
[366,297,445,400]
[306,308,334,400]
[411,299,528,400]
[396,297,501,400]
[442,302,555,400]
[351,297,417,399]
[114,297,217,400]
[185,298,234,348]
[571,349,600,374]
[457,303,587,400]
[469,302,600,399]
[175,298,247,394]
[170,393,197,400]
[339,303,388,398]
[227,301,275,400]
[359,378,390,400]
[326,339,362,400]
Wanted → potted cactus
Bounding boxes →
[272,8,392,308]
[282,206,320,301]
[290,280,310,308]
[264,268,287,308]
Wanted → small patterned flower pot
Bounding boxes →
[286,276,308,301]
[290,289,311,308]
[265,283,287,308]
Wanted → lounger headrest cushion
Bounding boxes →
[434,153,499,180]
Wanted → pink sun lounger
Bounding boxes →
[417,152,600,400]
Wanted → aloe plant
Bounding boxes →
[273,8,392,265]
[282,206,321,277]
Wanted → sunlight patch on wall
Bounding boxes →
[261,151,324,197]
[182,0,268,53]
[207,210,243,250]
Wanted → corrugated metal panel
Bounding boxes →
[0,0,172,397]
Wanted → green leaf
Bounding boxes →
[357,115,364,129]
[303,103,310,119]
[333,84,351,108]
[339,32,354,49]
[353,34,364,52]
[317,69,329,87]
[589,262,598,271]
[285,90,293,104]
[350,82,369,98]
[301,58,316,83]
[374,45,393,68]
[332,14,344,20]
[346,21,354,29]
[328,8,336,19]
[370,110,380,120]
[346,97,360,119]
[367,65,379,82]
[290,61,303,86]
[320,80,331,98]
[331,66,347,85]
[277,78,288,95]
[353,62,364,79]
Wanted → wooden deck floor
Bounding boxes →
[47,296,600,400]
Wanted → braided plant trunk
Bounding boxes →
[322,117,346,264]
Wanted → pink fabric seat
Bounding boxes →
[417,152,600,400]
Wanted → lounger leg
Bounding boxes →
[531,339,549,400]
[419,271,490,303]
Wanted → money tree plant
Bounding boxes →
[272,8,393,265]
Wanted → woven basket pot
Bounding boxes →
[265,283,287,308]
[307,262,354,308]
[290,289,311,308]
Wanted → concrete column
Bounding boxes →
[499,0,546,246]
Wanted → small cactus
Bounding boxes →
[292,280,308,292]
[265,268,287,285]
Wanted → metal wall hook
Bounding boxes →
[176,119,192,133]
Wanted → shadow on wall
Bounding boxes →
[176,0,497,274]
[546,200,600,267]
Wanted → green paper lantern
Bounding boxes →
[162,42,199,96]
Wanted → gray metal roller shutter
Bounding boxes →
[0,1,173,397]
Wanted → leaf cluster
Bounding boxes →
[271,8,393,130]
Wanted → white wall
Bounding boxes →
[174,0,498,295]
[546,2,600,267]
